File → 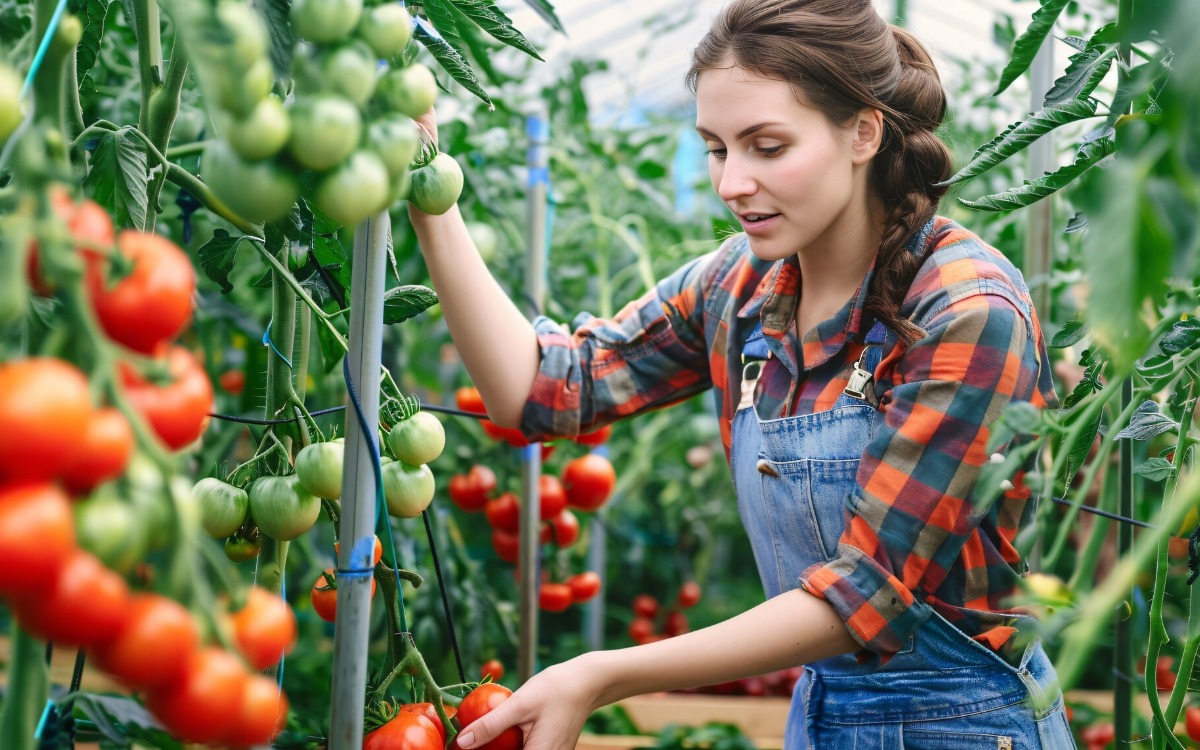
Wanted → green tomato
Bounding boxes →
[216,57,273,117]
[215,1,269,68]
[0,64,22,143]
[408,152,463,215]
[320,42,377,107]
[357,4,412,59]
[313,149,391,227]
[288,94,362,171]
[74,489,144,574]
[366,114,420,179]
[170,104,207,146]
[202,139,300,223]
[382,461,435,518]
[386,411,445,465]
[248,474,320,541]
[376,63,437,119]
[294,440,345,499]
[466,221,499,264]
[224,530,262,562]
[220,96,290,162]
[193,477,249,538]
[290,0,362,44]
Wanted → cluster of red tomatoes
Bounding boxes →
[365,682,521,750]
[626,583,701,645]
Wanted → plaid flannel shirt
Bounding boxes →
[520,217,1058,663]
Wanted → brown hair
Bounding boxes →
[685,0,953,345]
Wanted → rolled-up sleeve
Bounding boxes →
[800,293,1039,665]
[519,252,718,441]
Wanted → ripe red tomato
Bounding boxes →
[447,465,498,512]
[231,586,297,671]
[27,189,113,296]
[1186,706,1200,743]
[456,683,522,750]
[0,481,75,596]
[143,647,248,744]
[14,550,132,647]
[89,593,198,690]
[574,424,612,446]
[223,673,289,747]
[1154,654,1176,691]
[89,231,196,354]
[491,528,519,564]
[561,454,616,512]
[310,568,376,622]
[539,582,573,612]
[120,345,214,450]
[365,711,443,750]
[664,611,689,637]
[480,659,505,681]
[0,357,92,482]
[485,492,521,533]
[628,617,655,645]
[676,581,702,609]
[455,386,486,414]
[1079,721,1115,748]
[219,369,246,395]
[398,702,454,742]
[567,571,601,604]
[544,509,580,548]
[632,594,659,620]
[538,474,567,520]
[62,407,134,494]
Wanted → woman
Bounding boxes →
[412,0,1070,747]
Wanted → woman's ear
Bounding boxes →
[851,108,884,165]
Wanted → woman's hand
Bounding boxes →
[414,106,438,151]
[456,657,602,750]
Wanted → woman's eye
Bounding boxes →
[707,148,727,159]
[757,145,785,157]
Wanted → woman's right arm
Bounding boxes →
[409,202,539,429]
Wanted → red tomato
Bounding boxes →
[143,647,248,743]
[0,481,75,597]
[568,571,601,603]
[481,418,530,447]
[224,673,289,747]
[544,509,580,548]
[27,189,113,296]
[480,659,505,681]
[449,464,496,512]
[365,711,443,750]
[310,567,376,623]
[485,492,521,533]
[561,454,616,512]
[1154,654,1176,691]
[628,617,655,645]
[120,345,214,450]
[456,683,522,750]
[1186,706,1200,743]
[632,594,659,620]
[538,474,567,520]
[14,550,131,647]
[230,586,297,671]
[0,357,92,482]
[491,528,519,564]
[398,702,455,742]
[676,581,702,609]
[455,386,486,413]
[219,369,246,395]
[62,407,134,494]
[89,593,198,690]
[1079,721,1115,747]
[88,230,196,354]
[574,424,612,446]
[664,610,689,637]
[539,582,573,612]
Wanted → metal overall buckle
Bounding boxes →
[843,345,875,401]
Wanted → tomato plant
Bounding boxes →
[201,139,301,223]
[408,152,464,216]
[89,593,198,690]
[219,95,291,162]
[295,440,346,500]
[88,231,195,354]
[382,460,435,517]
[62,407,134,494]
[142,647,249,744]
[119,345,214,451]
[388,411,447,466]
[224,673,290,747]
[456,683,522,750]
[248,474,321,541]
[364,711,442,750]
[0,482,75,597]
[231,586,297,671]
[313,149,393,228]
[289,0,363,44]
[13,550,131,647]
[287,95,362,171]
[0,358,92,482]
[561,454,616,512]
[358,4,412,59]
[376,63,437,120]
[194,477,250,539]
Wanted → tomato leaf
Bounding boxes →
[1044,43,1118,107]
[69,692,182,748]
[993,0,1071,97]
[75,0,112,94]
[1050,320,1088,349]
[1065,212,1088,234]
[1135,457,1176,482]
[383,285,439,324]
[84,128,150,231]
[1159,317,1200,355]
[1115,400,1178,441]
[455,0,544,61]
[515,0,564,34]
[421,0,470,64]
[414,19,493,108]
[253,0,294,80]
[1063,408,1103,488]
[197,228,244,294]
[957,137,1116,212]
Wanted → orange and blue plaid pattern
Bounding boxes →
[520,217,1058,661]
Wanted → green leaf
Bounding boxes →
[1114,400,1177,440]
[83,128,150,231]
[316,311,350,372]
[1050,319,1088,348]
[75,0,111,89]
[957,137,1116,212]
[254,0,294,80]
[1064,212,1088,234]
[993,0,1071,96]
[1063,409,1103,487]
[421,0,470,62]
[1134,457,1175,482]
[939,98,1101,186]
[414,20,493,108]
[1160,317,1200,355]
[197,228,244,294]
[1107,54,1171,128]
[517,0,564,34]
[1044,44,1118,107]
[1137,353,1176,392]
[1004,401,1043,435]
[383,285,439,324]
[456,0,543,61]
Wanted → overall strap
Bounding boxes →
[843,320,888,406]
[738,322,769,412]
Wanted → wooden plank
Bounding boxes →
[618,693,790,737]
[0,637,126,694]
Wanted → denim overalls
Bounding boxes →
[731,322,1076,749]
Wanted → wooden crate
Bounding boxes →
[578,693,790,749]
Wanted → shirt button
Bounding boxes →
[756,459,780,477]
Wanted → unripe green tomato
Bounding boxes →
[408,152,463,216]
[313,150,391,227]
[466,221,499,264]
[382,461,435,518]
[193,477,250,538]
[320,42,377,107]
[220,95,290,161]
[0,64,25,143]
[287,94,362,171]
[225,532,263,562]
[290,0,362,44]
[294,440,345,499]
[357,4,412,59]
[216,0,270,68]
[366,114,420,179]
[202,139,300,223]
[376,63,437,119]
[387,411,445,465]
[217,57,273,117]
[248,474,320,541]
[170,104,207,146]
[74,490,145,574]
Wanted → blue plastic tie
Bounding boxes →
[20,0,71,99]
[263,322,293,369]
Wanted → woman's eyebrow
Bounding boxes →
[695,122,784,140]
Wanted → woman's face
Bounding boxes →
[695,64,871,263]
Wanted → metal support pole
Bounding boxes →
[1025,37,1055,323]
[518,105,550,684]
[328,211,391,749]
[584,514,607,650]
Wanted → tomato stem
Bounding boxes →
[0,625,50,750]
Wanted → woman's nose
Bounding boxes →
[716,158,756,201]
